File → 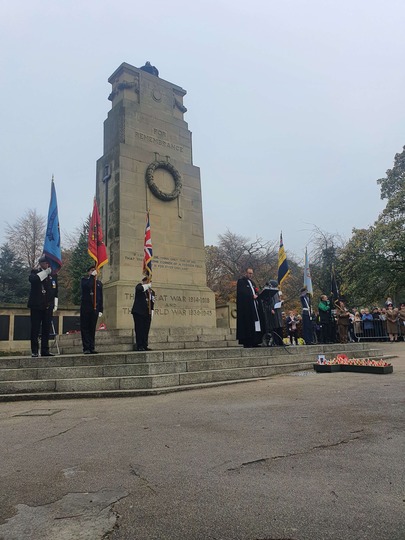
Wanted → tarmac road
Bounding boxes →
[0,344,404,540]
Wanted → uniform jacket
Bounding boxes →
[131,283,155,317]
[80,275,103,313]
[27,269,58,310]
[336,306,350,326]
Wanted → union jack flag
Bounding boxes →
[142,211,153,278]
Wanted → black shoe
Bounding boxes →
[145,347,152,351]
[31,353,39,358]
[136,347,145,351]
[42,352,55,357]
[83,350,91,354]
[90,350,99,354]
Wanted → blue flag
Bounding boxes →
[43,179,62,273]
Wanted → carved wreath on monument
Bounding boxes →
[145,160,182,201]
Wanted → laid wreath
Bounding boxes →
[145,160,182,201]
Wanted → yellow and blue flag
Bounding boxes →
[277,232,290,286]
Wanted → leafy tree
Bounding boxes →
[5,209,46,268]
[340,145,405,306]
[56,247,74,306]
[68,218,93,305]
[0,243,30,304]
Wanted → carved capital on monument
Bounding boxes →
[108,78,140,102]
[174,97,187,113]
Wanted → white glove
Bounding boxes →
[151,310,154,319]
[38,268,51,281]
[142,283,152,291]
[53,297,59,312]
[91,270,97,276]
[98,312,103,318]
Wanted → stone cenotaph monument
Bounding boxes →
[96,61,216,331]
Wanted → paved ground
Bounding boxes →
[0,344,404,540]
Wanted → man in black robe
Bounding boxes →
[236,268,263,348]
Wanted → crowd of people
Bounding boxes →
[285,300,405,345]
[236,268,405,348]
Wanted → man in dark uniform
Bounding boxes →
[300,286,313,345]
[259,279,284,346]
[28,254,58,357]
[131,276,155,351]
[80,264,103,354]
[236,268,263,348]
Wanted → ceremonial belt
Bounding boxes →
[302,308,309,311]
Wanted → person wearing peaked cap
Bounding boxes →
[131,276,155,351]
[80,265,103,354]
[27,254,58,357]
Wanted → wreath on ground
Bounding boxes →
[145,161,182,201]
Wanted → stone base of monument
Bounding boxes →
[53,328,239,355]
[0,343,394,402]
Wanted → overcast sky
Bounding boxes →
[1,0,404,264]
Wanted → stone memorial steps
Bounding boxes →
[0,343,391,402]
[57,328,239,355]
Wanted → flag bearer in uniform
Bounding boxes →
[80,264,103,354]
[131,276,155,351]
[28,255,58,357]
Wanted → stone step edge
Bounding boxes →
[0,345,387,363]
[0,369,310,402]
[0,361,316,385]
[0,353,397,383]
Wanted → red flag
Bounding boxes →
[88,199,108,270]
[142,211,152,278]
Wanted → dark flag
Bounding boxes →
[43,178,62,274]
[88,199,108,270]
[277,232,290,286]
[331,264,340,301]
[142,211,153,278]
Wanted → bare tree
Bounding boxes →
[5,209,46,268]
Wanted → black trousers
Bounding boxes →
[302,312,313,344]
[30,307,53,355]
[133,313,151,350]
[80,309,98,352]
[320,321,331,343]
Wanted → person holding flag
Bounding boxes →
[80,199,108,354]
[28,179,61,358]
[80,264,104,354]
[131,212,155,351]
